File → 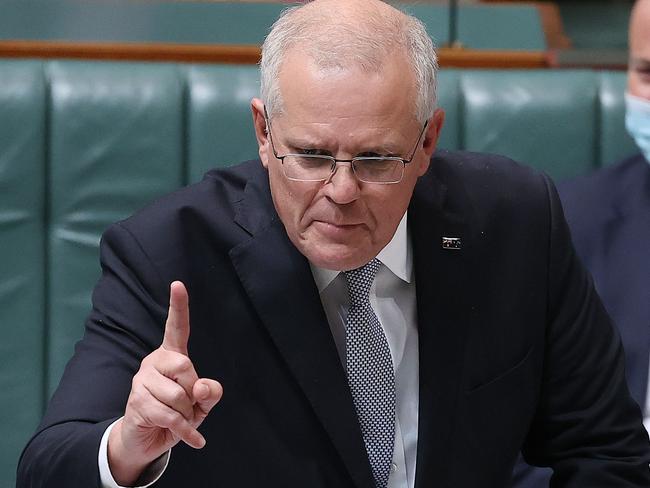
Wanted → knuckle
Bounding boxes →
[128,384,149,408]
[130,375,145,395]
[173,355,193,373]
[141,350,160,367]
[171,385,188,404]
[161,409,184,429]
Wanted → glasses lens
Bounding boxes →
[353,158,404,183]
[283,155,333,181]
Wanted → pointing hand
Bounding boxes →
[108,281,223,485]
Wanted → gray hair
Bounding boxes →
[259,2,438,124]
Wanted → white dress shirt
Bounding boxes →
[100,213,419,488]
[310,213,419,488]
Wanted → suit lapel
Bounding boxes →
[229,175,375,488]
[410,166,476,488]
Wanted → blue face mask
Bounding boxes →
[625,93,650,164]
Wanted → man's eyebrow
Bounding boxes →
[282,135,332,150]
[363,142,406,155]
[281,135,408,155]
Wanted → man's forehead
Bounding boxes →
[630,0,650,45]
[273,62,419,143]
[277,48,415,99]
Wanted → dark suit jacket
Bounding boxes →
[18,151,650,488]
[511,154,650,488]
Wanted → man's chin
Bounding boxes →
[302,244,376,271]
[292,225,379,270]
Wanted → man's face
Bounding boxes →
[252,49,443,271]
[628,0,650,99]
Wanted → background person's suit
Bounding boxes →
[17,152,650,488]
[559,154,650,412]
[559,154,650,410]
[511,153,650,488]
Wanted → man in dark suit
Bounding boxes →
[511,1,650,487]
[17,0,650,487]
[560,1,650,430]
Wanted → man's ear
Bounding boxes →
[414,108,445,177]
[422,108,445,157]
[251,98,270,168]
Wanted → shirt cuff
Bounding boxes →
[98,418,171,488]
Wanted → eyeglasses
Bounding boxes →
[264,107,428,184]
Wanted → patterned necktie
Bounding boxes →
[344,258,396,488]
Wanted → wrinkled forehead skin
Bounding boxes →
[275,46,420,131]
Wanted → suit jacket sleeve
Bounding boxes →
[17,221,170,487]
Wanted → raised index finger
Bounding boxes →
[161,280,190,355]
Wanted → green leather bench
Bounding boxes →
[0,60,636,486]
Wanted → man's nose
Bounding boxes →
[324,162,361,204]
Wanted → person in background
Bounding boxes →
[17,1,650,487]
[511,0,650,486]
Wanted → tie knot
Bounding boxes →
[344,258,381,307]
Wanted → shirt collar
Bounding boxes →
[310,212,413,293]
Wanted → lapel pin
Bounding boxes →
[441,236,462,250]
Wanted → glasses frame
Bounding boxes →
[264,106,428,184]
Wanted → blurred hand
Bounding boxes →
[108,281,223,485]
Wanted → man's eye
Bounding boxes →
[298,148,328,156]
[357,152,397,158]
